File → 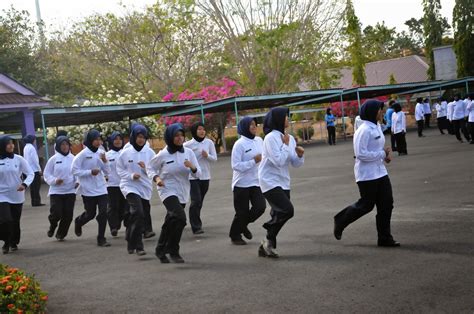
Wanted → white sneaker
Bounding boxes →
[258,239,279,258]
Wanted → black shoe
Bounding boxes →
[111,229,118,237]
[74,222,82,237]
[143,231,156,239]
[377,240,400,247]
[258,239,279,258]
[136,250,147,256]
[155,250,170,263]
[32,203,45,207]
[47,228,54,238]
[470,141,474,144]
[193,229,204,235]
[231,238,247,245]
[10,244,18,252]
[333,219,343,240]
[97,240,111,247]
[242,227,253,240]
[2,244,9,254]
[169,253,185,263]
[56,236,65,242]
[128,249,135,254]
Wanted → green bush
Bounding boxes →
[1,264,48,313]
[297,126,314,141]
[225,136,239,151]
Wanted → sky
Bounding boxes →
[0,0,456,33]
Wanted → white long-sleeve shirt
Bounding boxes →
[183,138,217,180]
[447,101,455,121]
[231,136,263,190]
[147,147,201,204]
[415,103,425,121]
[0,155,34,204]
[71,147,110,197]
[353,121,388,182]
[435,102,447,118]
[23,143,41,172]
[258,130,304,193]
[423,102,432,115]
[452,100,467,120]
[106,150,122,187]
[44,152,77,195]
[391,112,406,134]
[116,146,155,200]
[466,100,474,122]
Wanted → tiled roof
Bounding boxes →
[335,55,429,88]
[0,93,48,105]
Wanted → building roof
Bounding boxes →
[0,73,50,109]
[0,93,49,105]
[336,55,429,89]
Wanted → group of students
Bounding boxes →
[1,99,414,261]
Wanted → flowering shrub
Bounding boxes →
[0,264,48,313]
[330,96,389,117]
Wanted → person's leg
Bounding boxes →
[326,127,331,145]
[56,194,76,239]
[425,114,431,128]
[334,179,377,239]
[400,133,408,154]
[76,196,98,228]
[437,118,445,134]
[375,176,399,246]
[142,197,154,237]
[390,130,397,151]
[162,196,187,262]
[118,192,129,230]
[262,188,294,248]
[0,202,13,253]
[96,195,109,246]
[107,187,121,234]
[229,187,250,241]
[125,193,145,253]
[417,120,424,137]
[248,186,266,225]
[189,180,203,233]
[10,203,23,248]
[331,126,336,145]
[453,120,462,141]
[30,172,42,206]
[460,119,471,142]
[48,194,62,237]
[469,122,474,143]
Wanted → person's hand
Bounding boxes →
[281,133,290,146]
[384,147,392,156]
[154,176,164,187]
[137,161,146,169]
[384,147,392,163]
[100,153,107,163]
[132,173,141,180]
[17,184,26,192]
[74,183,80,189]
[254,154,262,163]
[91,168,100,176]
[201,150,208,158]
[55,178,64,185]
[295,146,305,158]
[184,160,196,172]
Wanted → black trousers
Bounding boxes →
[447,120,455,135]
[30,172,42,206]
[49,194,76,238]
[437,117,447,134]
[468,122,474,142]
[189,179,209,232]
[385,129,397,151]
[424,114,431,128]
[0,202,23,247]
[229,186,266,240]
[156,196,187,255]
[334,175,394,242]
[125,193,149,251]
[75,195,108,241]
[453,119,471,142]
[393,132,407,154]
[144,200,153,234]
[107,187,129,231]
[417,120,424,137]
[327,126,336,145]
[262,187,294,248]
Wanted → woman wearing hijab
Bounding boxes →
[148,123,201,263]
[415,97,425,137]
[183,122,217,235]
[72,129,112,247]
[105,132,129,237]
[258,107,305,258]
[44,136,77,241]
[435,98,448,135]
[22,134,44,207]
[325,108,336,145]
[391,103,407,155]
[116,125,155,256]
[333,99,400,247]
[229,117,266,245]
[423,98,432,128]
[0,136,34,254]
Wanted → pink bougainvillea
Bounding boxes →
[330,96,390,117]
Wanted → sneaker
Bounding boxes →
[193,229,204,235]
[169,253,185,263]
[258,239,279,258]
[377,239,401,247]
[97,240,111,247]
[10,244,18,252]
[155,250,170,263]
[74,222,82,237]
[2,244,9,254]
[56,236,65,242]
[231,238,247,245]
[143,231,156,239]
[136,250,147,256]
[128,249,135,254]
[242,227,253,240]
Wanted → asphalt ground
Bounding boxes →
[1,127,473,313]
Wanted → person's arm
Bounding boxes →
[116,151,132,181]
[188,151,202,179]
[71,152,92,177]
[264,133,290,167]
[354,129,386,162]
[290,140,304,168]
[43,157,57,186]
[391,112,397,133]
[231,141,256,172]
[19,156,34,187]
[401,113,406,132]
[206,140,218,162]
[147,152,162,182]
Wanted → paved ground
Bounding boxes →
[2,128,473,313]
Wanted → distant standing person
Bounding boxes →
[0,136,34,254]
[435,98,448,135]
[334,99,400,247]
[325,108,336,145]
[447,98,455,135]
[391,103,407,155]
[184,122,217,235]
[452,94,471,143]
[384,100,396,151]
[465,94,474,144]
[415,97,425,137]
[23,135,44,206]
[423,98,432,128]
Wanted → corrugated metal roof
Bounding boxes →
[0,93,48,105]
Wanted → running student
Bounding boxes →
[22,134,44,206]
[258,107,305,258]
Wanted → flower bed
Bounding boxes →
[1,264,48,313]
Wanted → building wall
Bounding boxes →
[433,46,458,80]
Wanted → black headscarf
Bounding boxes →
[263,107,289,135]
[360,99,384,125]
[83,129,101,153]
[108,131,124,152]
[56,130,68,138]
[237,116,257,140]
[326,108,332,115]
[393,103,402,113]
[0,135,14,160]
[55,136,71,156]
[416,97,423,103]
[23,134,36,145]
[130,124,148,152]
[165,123,185,154]
[191,122,205,142]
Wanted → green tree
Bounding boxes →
[362,22,396,61]
[345,0,366,86]
[423,0,444,79]
[453,0,474,77]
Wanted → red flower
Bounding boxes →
[5,285,13,292]
[41,295,48,301]
[18,286,27,293]
[7,304,15,309]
